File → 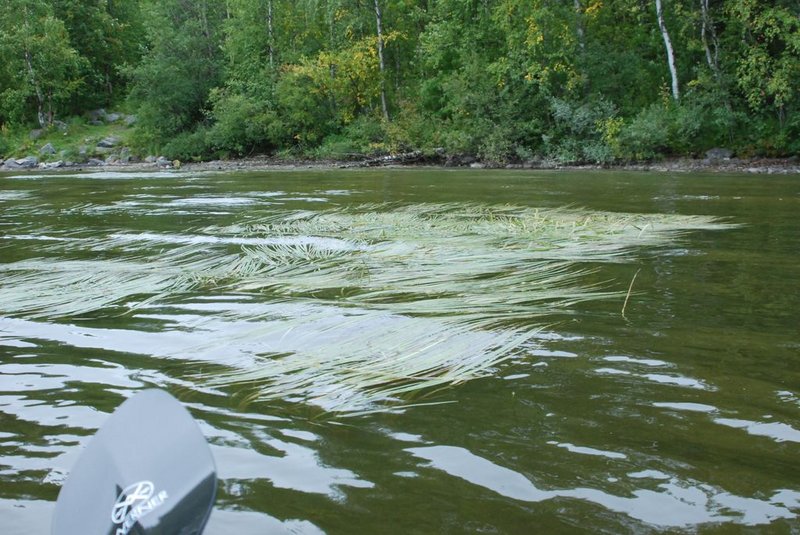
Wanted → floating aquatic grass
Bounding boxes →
[0,203,737,413]
[0,191,33,202]
[199,311,537,414]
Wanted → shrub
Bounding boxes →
[162,127,211,161]
[207,90,281,156]
[275,70,335,148]
[616,99,717,160]
[477,123,515,163]
[0,128,10,158]
[342,115,386,153]
[543,98,617,164]
[309,135,365,160]
[384,100,437,154]
[616,104,672,160]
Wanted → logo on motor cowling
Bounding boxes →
[111,480,168,535]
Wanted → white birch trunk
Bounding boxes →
[22,5,46,127]
[655,0,680,101]
[574,0,585,53]
[374,0,389,121]
[700,0,720,77]
[25,51,46,127]
[267,0,274,68]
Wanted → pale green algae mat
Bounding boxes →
[0,168,798,533]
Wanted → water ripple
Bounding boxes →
[714,418,800,444]
[407,445,798,527]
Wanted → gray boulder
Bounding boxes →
[705,148,733,162]
[156,156,172,167]
[29,129,44,140]
[16,156,39,168]
[105,112,122,123]
[3,158,22,169]
[87,158,105,166]
[97,136,121,149]
[124,114,137,126]
[88,109,106,122]
[40,160,64,170]
[40,143,56,155]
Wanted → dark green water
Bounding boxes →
[0,168,798,533]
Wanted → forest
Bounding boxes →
[1,0,798,164]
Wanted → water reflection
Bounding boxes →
[714,418,800,444]
[205,508,325,535]
[547,442,627,460]
[0,394,110,430]
[595,367,712,390]
[212,437,373,497]
[407,444,798,527]
[652,401,718,413]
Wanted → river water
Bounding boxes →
[0,168,798,533]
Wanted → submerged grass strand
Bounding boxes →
[0,203,736,413]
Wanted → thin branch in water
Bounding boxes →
[622,268,642,319]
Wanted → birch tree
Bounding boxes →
[126,0,226,144]
[374,0,390,121]
[266,0,275,68]
[699,0,720,78]
[655,0,680,101]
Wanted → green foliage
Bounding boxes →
[50,0,144,111]
[159,128,209,161]
[383,101,434,154]
[0,127,11,158]
[305,116,387,160]
[309,135,364,160]
[125,0,225,150]
[0,0,86,127]
[206,90,282,157]
[616,104,672,160]
[542,98,617,164]
[274,68,335,148]
[2,0,798,160]
[0,118,134,162]
[728,1,800,114]
[616,94,738,160]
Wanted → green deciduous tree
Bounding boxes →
[729,1,799,122]
[0,0,84,126]
[50,0,144,110]
[125,0,225,150]
[2,0,785,160]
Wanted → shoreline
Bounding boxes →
[3,154,800,175]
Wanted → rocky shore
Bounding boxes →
[2,150,799,175]
[2,115,798,175]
